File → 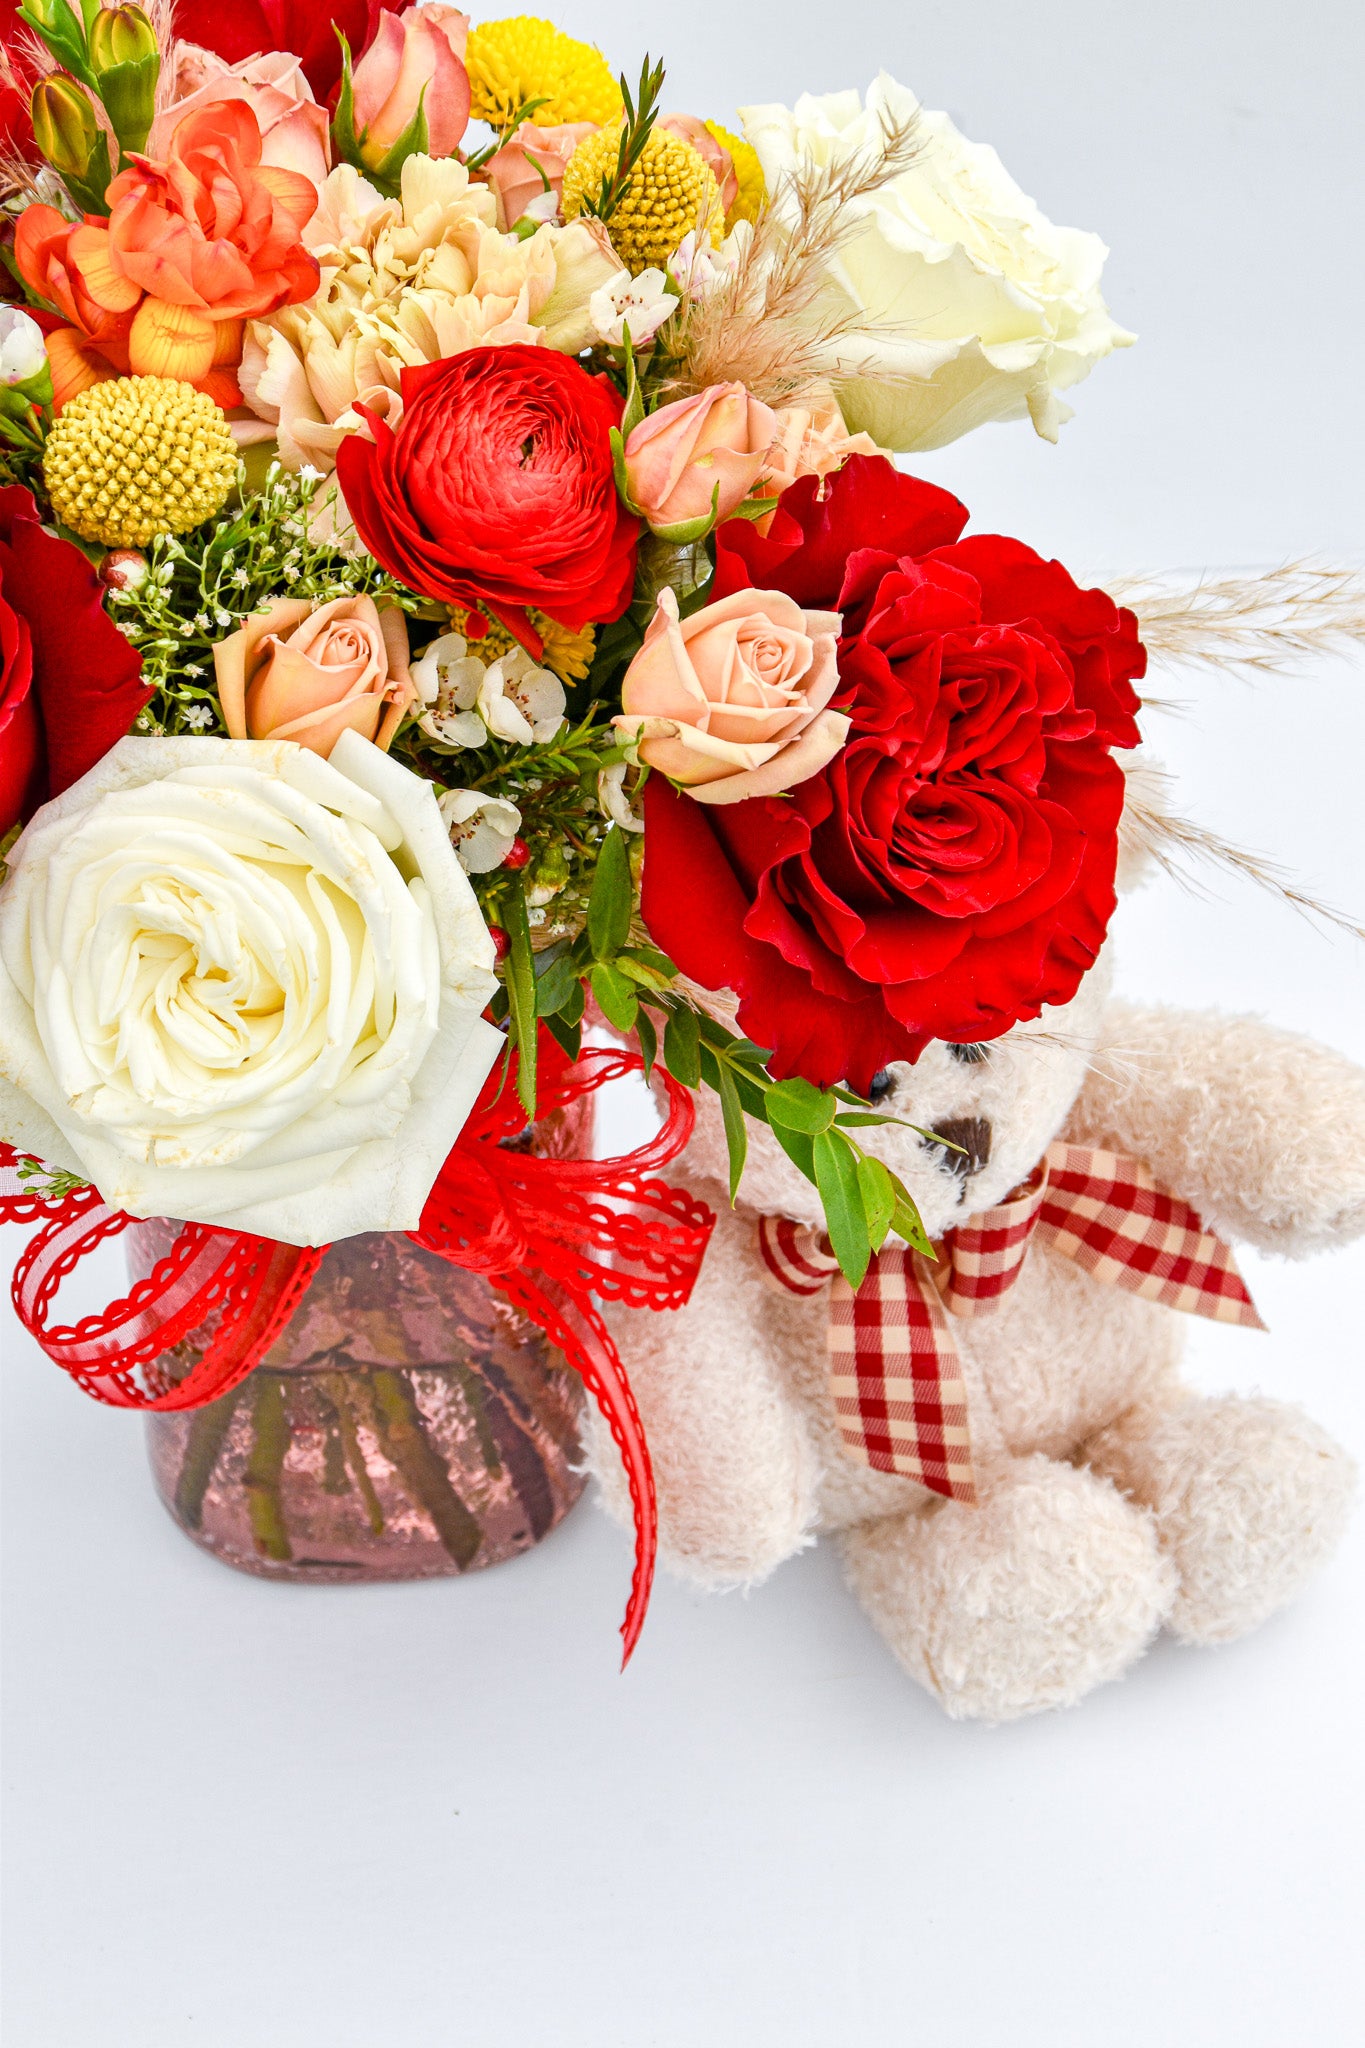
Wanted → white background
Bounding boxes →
[4,3,1364,2041]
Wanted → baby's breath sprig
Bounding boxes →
[111,463,412,737]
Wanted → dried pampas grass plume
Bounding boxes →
[1116,563,1365,680]
[666,98,925,408]
[1119,754,1365,944]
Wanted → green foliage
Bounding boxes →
[578,55,666,224]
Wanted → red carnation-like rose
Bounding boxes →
[337,346,640,653]
[642,457,1145,1092]
[0,487,152,839]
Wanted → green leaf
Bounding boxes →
[587,824,633,962]
[769,1120,816,1183]
[533,948,580,1017]
[635,1007,658,1080]
[729,493,782,524]
[813,1130,871,1289]
[885,1172,935,1256]
[542,1010,583,1062]
[591,959,638,1036]
[559,976,586,1029]
[369,82,430,188]
[649,482,721,547]
[620,330,646,438]
[702,1049,748,1205]
[856,1155,897,1252]
[501,885,538,1119]
[610,425,646,518]
[663,1003,701,1087]
[615,953,673,990]
[766,1077,836,1135]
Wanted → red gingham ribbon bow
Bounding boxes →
[758,1141,1264,1506]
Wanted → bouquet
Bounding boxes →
[1,4,1353,1648]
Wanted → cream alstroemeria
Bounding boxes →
[741,73,1133,452]
[0,735,501,1245]
[476,650,566,746]
[439,789,523,873]
[242,157,625,469]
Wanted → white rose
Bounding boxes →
[741,73,1133,452]
[0,734,501,1246]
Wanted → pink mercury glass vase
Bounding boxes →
[132,1102,590,1583]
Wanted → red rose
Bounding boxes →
[337,346,640,650]
[642,457,1144,1092]
[169,0,411,103]
[0,487,152,839]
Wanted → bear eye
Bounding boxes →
[947,1042,989,1065]
[868,1069,895,1103]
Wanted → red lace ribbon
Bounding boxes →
[0,1037,714,1664]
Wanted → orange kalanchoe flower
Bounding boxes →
[16,101,320,409]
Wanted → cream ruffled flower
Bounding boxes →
[741,74,1133,452]
[241,157,620,470]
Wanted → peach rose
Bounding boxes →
[149,46,331,185]
[351,5,470,170]
[623,382,780,538]
[755,384,886,531]
[614,585,849,804]
[484,119,595,228]
[657,114,738,216]
[214,595,417,758]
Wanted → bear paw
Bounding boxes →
[1091,1395,1357,1644]
[840,1457,1175,1722]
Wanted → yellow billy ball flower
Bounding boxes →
[453,607,596,685]
[465,17,621,129]
[43,376,237,550]
[705,120,767,229]
[562,125,723,276]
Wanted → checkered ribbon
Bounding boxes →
[757,1141,1263,1506]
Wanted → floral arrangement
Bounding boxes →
[11,2,1349,1647]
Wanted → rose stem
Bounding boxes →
[320,1370,386,1536]
[368,1368,483,1570]
[455,1360,504,1479]
[173,1385,242,1531]
[242,1373,293,1562]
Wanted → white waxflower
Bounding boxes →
[588,265,676,348]
[0,735,501,1245]
[413,632,489,749]
[0,306,47,386]
[741,73,1133,451]
[667,229,741,299]
[597,762,644,834]
[439,789,523,874]
[476,649,566,747]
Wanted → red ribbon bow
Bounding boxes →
[759,1140,1264,1506]
[0,1036,715,1664]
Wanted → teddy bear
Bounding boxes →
[583,829,1365,1721]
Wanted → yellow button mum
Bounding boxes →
[562,125,723,276]
[705,120,767,229]
[44,377,237,550]
[453,607,596,686]
[465,16,621,129]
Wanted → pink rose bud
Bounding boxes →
[484,118,596,228]
[614,585,850,805]
[214,595,417,759]
[351,5,470,169]
[657,113,738,216]
[623,382,780,536]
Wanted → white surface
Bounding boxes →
[4,4,1364,2042]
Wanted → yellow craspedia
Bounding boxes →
[465,16,621,129]
[562,124,723,276]
[454,606,596,685]
[44,376,237,550]
[705,119,766,229]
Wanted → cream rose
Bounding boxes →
[615,586,848,804]
[741,73,1133,452]
[0,735,500,1245]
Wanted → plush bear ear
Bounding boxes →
[1115,747,1172,894]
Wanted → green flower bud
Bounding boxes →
[30,75,113,212]
[88,2,157,70]
[87,4,159,156]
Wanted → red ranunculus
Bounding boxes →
[337,345,640,650]
[0,488,152,839]
[642,456,1145,1091]
[170,0,411,104]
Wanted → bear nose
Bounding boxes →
[928,1117,993,1180]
